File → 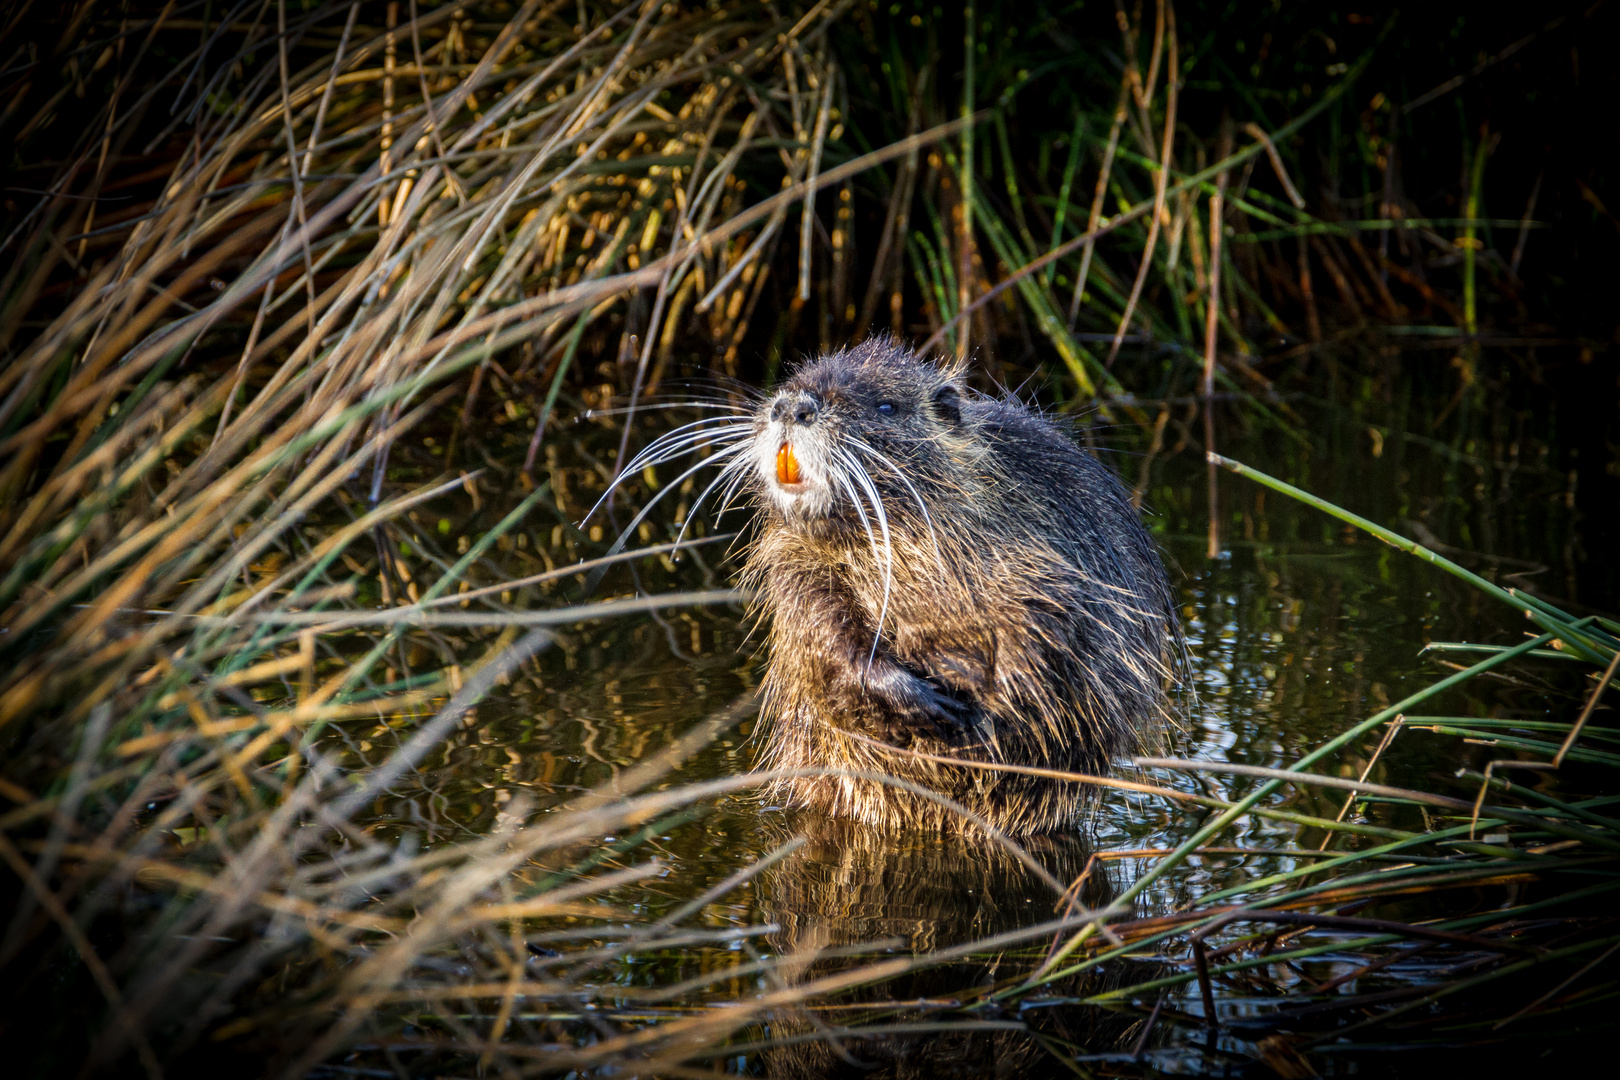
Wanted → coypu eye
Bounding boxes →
[876,401,896,416]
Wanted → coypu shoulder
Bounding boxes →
[734,338,1181,835]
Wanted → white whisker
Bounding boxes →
[714,457,758,522]
[612,421,741,468]
[830,469,882,616]
[849,436,942,561]
[677,453,755,545]
[583,423,752,526]
[585,401,749,418]
[593,441,753,558]
[627,415,752,454]
[627,427,753,472]
[835,448,894,671]
[615,422,752,474]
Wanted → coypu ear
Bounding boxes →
[932,384,963,425]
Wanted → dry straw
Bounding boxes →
[0,1,952,1071]
[1,2,1616,1074]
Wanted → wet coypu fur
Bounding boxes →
[610,337,1180,835]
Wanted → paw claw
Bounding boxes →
[854,662,981,743]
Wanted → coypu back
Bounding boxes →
[732,338,1180,835]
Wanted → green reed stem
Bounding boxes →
[1230,459,1616,671]
[1463,126,1489,341]
[1024,628,1560,989]
[1045,112,1088,286]
[1190,821,1514,909]
[1211,456,1614,657]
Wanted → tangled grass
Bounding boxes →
[0,1,1615,1075]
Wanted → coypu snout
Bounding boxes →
[754,387,843,521]
[769,390,821,427]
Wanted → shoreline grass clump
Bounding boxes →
[0,1,1616,1075]
[0,2,890,1071]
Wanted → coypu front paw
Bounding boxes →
[858,664,978,745]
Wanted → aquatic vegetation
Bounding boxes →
[0,1,1613,1074]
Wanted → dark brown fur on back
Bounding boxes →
[738,339,1179,834]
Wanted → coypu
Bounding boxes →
[603,337,1179,834]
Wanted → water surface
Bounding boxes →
[337,377,1607,1072]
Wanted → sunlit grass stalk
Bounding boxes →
[0,3,1608,1072]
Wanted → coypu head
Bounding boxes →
[582,338,974,568]
[749,339,969,532]
[581,339,974,656]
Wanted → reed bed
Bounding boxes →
[0,1,1613,1075]
[0,1,925,1072]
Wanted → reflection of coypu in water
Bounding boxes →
[764,813,1104,955]
[755,816,1156,1079]
[606,338,1179,833]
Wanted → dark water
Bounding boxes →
[340,374,1608,1073]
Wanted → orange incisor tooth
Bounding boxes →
[776,442,801,484]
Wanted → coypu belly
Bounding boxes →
[757,569,1166,834]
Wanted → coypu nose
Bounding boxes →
[771,391,819,427]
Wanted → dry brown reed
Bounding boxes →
[0,2,997,1072]
[0,2,1615,1075]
